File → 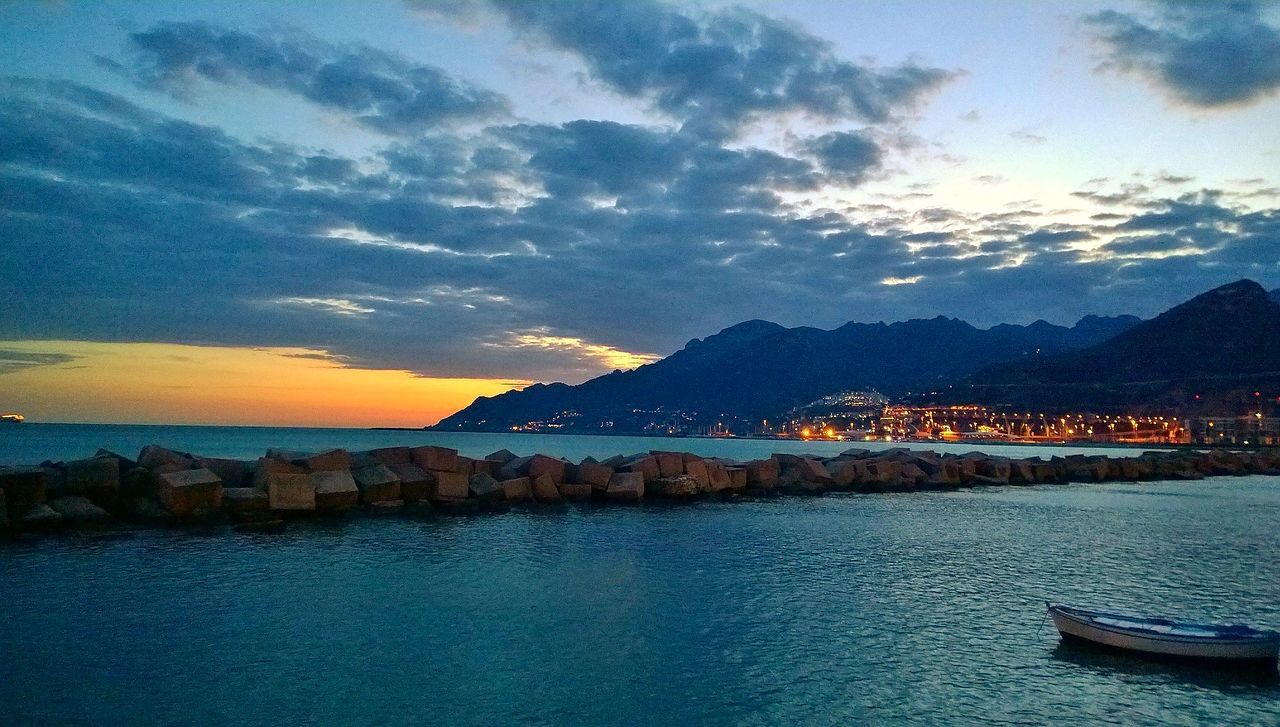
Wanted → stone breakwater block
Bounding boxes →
[255,456,304,483]
[302,449,351,472]
[138,445,193,471]
[0,466,46,517]
[454,455,477,475]
[65,456,121,502]
[649,475,700,498]
[412,445,457,473]
[557,482,593,500]
[264,473,315,511]
[707,462,733,492]
[683,459,710,489]
[432,471,469,502]
[607,472,644,502]
[222,488,269,513]
[497,456,533,481]
[265,448,310,463]
[486,449,518,465]
[158,468,223,517]
[825,459,864,487]
[48,496,112,524]
[619,455,659,483]
[349,451,378,469]
[369,447,412,466]
[22,503,62,527]
[312,471,359,511]
[650,452,684,478]
[388,463,433,502]
[727,468,748,490]
[468,473,504,501]
[194,457,251,488]
[532,474,562,502]
[94,449,139,474]
[41,463,68,497]
[570,460,613,490]
[501,477,533,502]
[797,458,834,485]
[353,465,402,504]
[470,459,496,477]
[528,454,568,483]
[746,460,779,489]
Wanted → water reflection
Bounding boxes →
[1050,641,1280,692]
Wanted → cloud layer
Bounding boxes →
[424,0,954,136]
[103,20,509,134]
[1086,0,1280,107]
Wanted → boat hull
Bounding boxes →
[1049,606,1279,663]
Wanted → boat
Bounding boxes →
[1048,603,1279,666]
[1,413,24,424]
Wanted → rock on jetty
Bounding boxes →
[1,445,1278,535]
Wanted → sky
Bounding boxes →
[1,0,1278,426]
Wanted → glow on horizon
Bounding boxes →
[0,340,529,427]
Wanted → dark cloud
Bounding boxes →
[433,0,955,136]
[1085,0,1280,107]
[801,131,882,181]
[0,349,79,374]
[1018,229,1095,248]
[102,21,509,134]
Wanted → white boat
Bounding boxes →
[1048,603,1280,666]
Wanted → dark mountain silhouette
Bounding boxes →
[958,280,1280,411]
[433,309,1141,432]
[1271,288,1280,304]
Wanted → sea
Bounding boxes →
[2,424,1278,725]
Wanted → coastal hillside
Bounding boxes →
[958,280,1280,411]
[432,312,1139,432]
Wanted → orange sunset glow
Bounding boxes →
[0,341,526,427]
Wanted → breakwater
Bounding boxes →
[1,443,1278,534]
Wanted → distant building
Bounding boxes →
[1191,415,1280,446]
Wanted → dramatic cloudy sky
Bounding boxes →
[1,0,1278,425]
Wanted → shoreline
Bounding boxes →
[2,442,1277,538]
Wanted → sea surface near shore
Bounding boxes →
[0,422,1164,465]
[2,425,1278,724]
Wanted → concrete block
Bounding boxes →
[570,460,613,489]
[352,465,402,504]
[311,470,359,511]
[412,445,457,473]
[369,447,412,466]
[0,466,46,517]
[265,472,315,511]
[222,488,270,514]
[528,454,568,483]
[501,477,533,502]
[157,468,223,517]
[387,463,433,502]
[532,474,561,502]
[557,482,593,499]
[302,449,351,472]
[607,472,645,502]
[432,471,469,502]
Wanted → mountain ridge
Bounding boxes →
[957,279,1280,411]
[434,309,1142,432]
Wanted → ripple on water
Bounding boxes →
[1,480,1278,725]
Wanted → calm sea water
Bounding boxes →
[0,423,1163,465]
[2,426,1277,725]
